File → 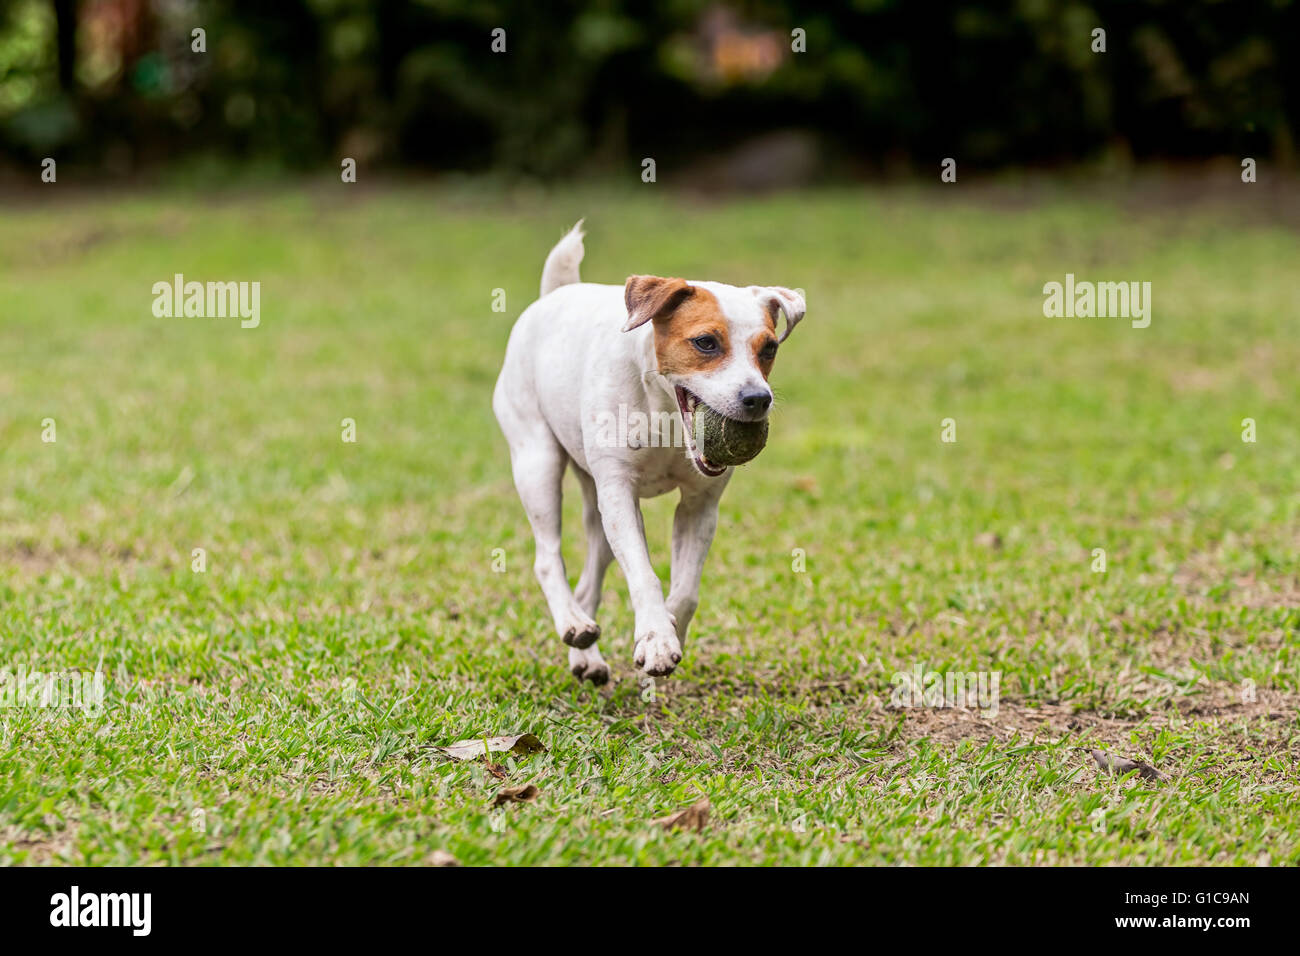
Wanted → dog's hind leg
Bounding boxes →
[504,431,602,653]
[567,640,610,686]
[565,467,613,685]
[572,467,613,619]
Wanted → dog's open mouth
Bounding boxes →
[675,387,728,477]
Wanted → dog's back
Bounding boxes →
[494,224,632,450]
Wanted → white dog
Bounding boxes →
[493,222,805,683]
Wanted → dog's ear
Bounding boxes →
[623,276,694,332]
[751,286,806,343]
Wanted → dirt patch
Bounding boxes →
[893,686,1297,746]
[0,540,148,577]
[622,667,1298,764]
[1172,548,1300,611]
[0,822,79,864]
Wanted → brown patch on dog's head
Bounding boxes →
[751,330,778,380]
[623,276,731,376]
[655,291,731,376]
[623,275,693,331]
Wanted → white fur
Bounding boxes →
[539,220,585,297]
[493,222,805,681]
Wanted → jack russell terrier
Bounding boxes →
[493,222,805,684]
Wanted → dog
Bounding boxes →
[493,221,805,683]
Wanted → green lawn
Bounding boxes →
[1,179,1297,865]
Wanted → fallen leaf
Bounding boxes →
[428,849,460,867]
[975,531,1003,550]
[491,784,540,807]
[437,733,546,761]
[1090,749,1163,781]
[651,797,710,832]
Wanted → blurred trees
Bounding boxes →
[0,0,1295,175]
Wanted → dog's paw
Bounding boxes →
[568,646,610,686]
[559,610,601,649]
[634,630,683,677]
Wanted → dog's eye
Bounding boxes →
[759,341,778,362]
[691,335,721,354]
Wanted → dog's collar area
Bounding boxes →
[675,386,728,477]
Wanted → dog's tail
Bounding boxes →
[539,219,585,297]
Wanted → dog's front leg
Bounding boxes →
[592,472,681,677]
[666,484,725,643]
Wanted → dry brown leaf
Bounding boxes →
[1090,749,1163,781]
[651,797,710,832]
[428,849,460,867]
[491,784,540,808]
[436,733,546,761]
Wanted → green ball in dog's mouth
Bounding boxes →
[693,402,769,468]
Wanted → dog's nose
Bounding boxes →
[739,386,772,413]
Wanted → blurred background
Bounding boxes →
[3,2,1299,868]
[1,0,1296,184]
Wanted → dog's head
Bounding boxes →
[623,275,805,475]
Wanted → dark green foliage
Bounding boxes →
[1,1,1296,173]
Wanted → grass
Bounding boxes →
[0,177,1297,865]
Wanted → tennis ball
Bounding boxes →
[694,403,769,467]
